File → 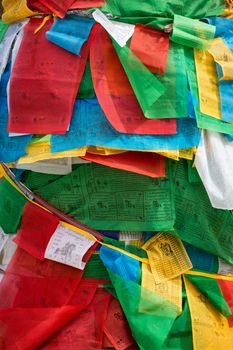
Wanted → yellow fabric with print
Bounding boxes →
[2,0,39,23]
[142,232,193,284]
[179,148,195,160]
[142,263,182,314]
[209,38,233,81]
[184,276,233,350]
[15,142,87,164]
[194,48,221,119]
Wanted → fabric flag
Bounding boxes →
[101,0,225,18]
[217,279,233,325]
[40,284,111,350]
[90,25,176,135]
[51,99,200,153]
[22,162,175,232]
[77,60,96,98]
[0,279,101,349]
[113,39,188,119]
[101,268,178,350]
[130,24,170,74]
[194,47,221,120]
[0,306,82,350]
[184,242,216,273]
[162,289,193,350]
[186,274,232,317]
[171,15,216,50]
[8,18,89,134]
[2,0,39,23]
[0,21,9,42]
[184,276,233,349]
[70,0,105,8]
[0,246,84,308]
[81,151,166,178]
[209,38,233,122]
[195,130,233,210]
[37,0,75,18]
[99,244,140,282]
[27,0,50,12]
[14,202,60,260]
[0,178,27,233]
[0,61,32,163]
[104,297,136,350]
[46,15,94,55]
[172,159,233,264]
[185,47,233,135]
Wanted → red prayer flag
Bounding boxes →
[0,247,84,308]
[130,24,170,74]
[8,19,89,134]
[14,202,60,261]
[0,306,82,350]
[38,0,75,17]
[81,151,166,178]
[40,287,111,349]
[90,25,176,135]
[70,0,105,9]
[104,297,136,350]
[218,279,233,326]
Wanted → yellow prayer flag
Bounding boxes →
[184,276,233,350]
[2,0,39,23]
[142,263,182,314]
[209,38,233,81]
[194,48,221,119]
[142,232,192,284]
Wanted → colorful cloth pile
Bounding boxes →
[0,0,233,349]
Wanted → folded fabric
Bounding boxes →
[113,39,188,119]
[90,25,177,134]
[0,178,27,233]
[14,202,60,260]
[195,130,233,210]
[172,159,233,264]
[2,0,38,23]
[81,151,166,178]
[209,38,233,122]
[171,15,216,50]
[46,15,94,55]
[104,297,136,350]
[102,0,225,19]
[70,0,105,8]
[100,244,140,282]
[185,47,233,135]
[37,0,75,17]
[23,162,175,232]
[8,18,89,134]
[0,61,32,163]
[51,99,200,153]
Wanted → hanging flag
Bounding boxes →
[8,19,89,134]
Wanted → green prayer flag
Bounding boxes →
[171,15,216,50]
[107,268,178,350]
[0,178,27,233]
[171,159,233,264]
[102,0,225,19]
[0,21,9,43]
[23,163,175,232]
[186,275,232,317]
[163,289,193,350]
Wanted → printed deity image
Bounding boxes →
[0,0,233,349]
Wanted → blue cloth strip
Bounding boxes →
[0,62,32,163]
[51,99,200,152]
[46,15,94,55]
